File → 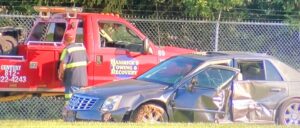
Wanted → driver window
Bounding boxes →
[98,21,143,52]
[193,68,236,89]
[28,22,66,42]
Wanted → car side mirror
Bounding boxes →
[187,77,198,92]
[237,73,243,81]
[143,38,152,54]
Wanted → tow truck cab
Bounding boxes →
[0,7,195,93]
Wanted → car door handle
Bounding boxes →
[270,88,282,92]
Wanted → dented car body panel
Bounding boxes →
[232,81,288,122]
[67,52,300,124]
[172,87,232,122]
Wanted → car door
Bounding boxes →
[172,65,239,122]
[231,59,288,122]
[92,18,158,84]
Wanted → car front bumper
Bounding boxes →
[64,107,129,122]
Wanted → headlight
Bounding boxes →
[101,95,122,112]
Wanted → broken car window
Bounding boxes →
[194,68,236,88]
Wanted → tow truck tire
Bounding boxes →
[277,99,300,125]
[0,35,18,55]
[132,103,168,123]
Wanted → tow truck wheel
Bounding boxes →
[132,103,168,123]
[277,99,300,125]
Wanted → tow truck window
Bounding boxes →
[238,61,265,80]
[98,22,143,52]
[75,20,84,43]
[28,22,66,42]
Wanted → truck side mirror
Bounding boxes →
[143,38,152,54]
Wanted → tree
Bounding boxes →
[0,0,127,14]
[124,0,246,19]
[181,0,244,19]
[238,0,300,22]
[0,0,299,23]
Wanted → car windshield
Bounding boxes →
[137,56,202,86]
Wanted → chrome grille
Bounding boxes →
[68,95,98,110]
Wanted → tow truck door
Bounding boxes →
[25,19,68,91]
[91,17,158,84]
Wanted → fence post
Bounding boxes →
[155,3,161,46]
[214,10,222,51]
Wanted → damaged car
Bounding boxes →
[64,52,300,125]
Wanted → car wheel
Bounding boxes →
[132,103,168,123]
[62,106,76,122]
[277,99,300,125]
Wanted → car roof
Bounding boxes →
[181,51,275,61]
[180,51,300,81]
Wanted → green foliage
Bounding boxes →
[282,1,300,25]
[238,0,300,23]
[0,0,299,22]
[0,19,14,27]
[181,0,244,18]
[0,0,127,14]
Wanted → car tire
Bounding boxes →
[277,98,300,125]
[62,106,76,122]
[132,103,168,123]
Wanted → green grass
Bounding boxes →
[0,120,296,128]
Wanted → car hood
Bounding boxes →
[76,79,167,98]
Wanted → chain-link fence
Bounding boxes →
[127,18,300,68]
[0,14,35,38]
[0,14,299,119]
[0,96,64,119]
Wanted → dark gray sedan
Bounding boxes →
[64,52,300,125]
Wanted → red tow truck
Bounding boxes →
[0,7,195,97]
